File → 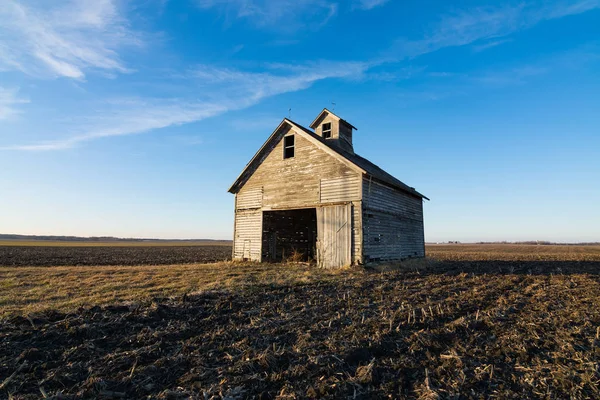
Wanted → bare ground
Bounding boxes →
[0,245,231,267]
[0,245,599,399]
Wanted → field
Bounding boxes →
[0,242,232,267]
[1,244,599,399]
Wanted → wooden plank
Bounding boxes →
[230,122,364,194]
[363,179,422,217]
[362,177,425,262]
[352,201,362,264]
[237,132,361,210]
[320,175,361,203]
[236,187,263,210]
[317,204,351,268]
[233,209,262,261]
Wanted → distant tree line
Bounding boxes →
[0,234,223,242]
[475,241,600,246]
[425,241,600,245]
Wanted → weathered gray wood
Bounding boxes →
[320,176,361,203]
[232,127,362,263]
[242,128,361,210]
[311,110,354,153]
[230,110,426,267]
[236,187,263,210]
[317,204,351,268]
[362,177,425,261]
[233,209,262,261]
[351,201,362,263]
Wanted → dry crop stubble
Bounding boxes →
[0,244,599,398]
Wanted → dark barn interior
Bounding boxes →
[262,209,317,262]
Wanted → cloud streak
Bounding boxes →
[3,61,371,151]
[472,38,513,52]
[391,1,600,59]
[0,87,28,120]
[3,1,597,151]
[354,0,390,10]
[0,0,141,79]
[196,0,339,31]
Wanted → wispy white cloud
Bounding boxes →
[0,0,141,79]
[0,87,29,120]
[392,1,600,59]
[396,45,600,104]
[196,0,338,31]
[472,38,512,52]
[354,0,390,10]
[472,45,600,86]
[473,65,548,86]
[3,99,227,151]
[229,115,282,131]
[3,60,370,151]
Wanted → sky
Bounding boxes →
[0,0,599,242]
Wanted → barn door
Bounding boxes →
[316,204,351,268]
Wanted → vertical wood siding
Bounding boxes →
[362,178,424,261]
[317,204,351,268]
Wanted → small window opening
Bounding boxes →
[283,135,295,159]
[322,122,332,139]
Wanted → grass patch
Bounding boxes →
[0,262,349,317]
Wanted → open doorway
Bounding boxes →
[262,208,317,262]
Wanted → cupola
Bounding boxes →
[310,108,357,154]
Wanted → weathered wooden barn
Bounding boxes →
[228,108,428,268]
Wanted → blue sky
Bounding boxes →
[1,0,599,242]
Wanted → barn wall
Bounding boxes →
[351,201,362,263]
[232,208,262,261]
[234,126,363,264]
[362,178,424,261]
[242,127,361,209]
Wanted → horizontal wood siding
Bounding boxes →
[236,187,263,210]
[241,127,361,210]
[363,178,423,218]
[320,176,361,203]
[352,201,362,263]
[233,209,262,261]
[363,177,424,261]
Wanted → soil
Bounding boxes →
[0,246,231,267]
[1,259,599,399]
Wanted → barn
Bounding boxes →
[228,108,429,268]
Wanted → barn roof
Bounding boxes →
[228,118,428,200]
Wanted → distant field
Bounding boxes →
[1,244,598,399]
[427,243,600,261]
[0,239,232,247]
[0,244,232,267]
[2,242,599,267]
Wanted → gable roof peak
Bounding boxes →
[309,108,357,130]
